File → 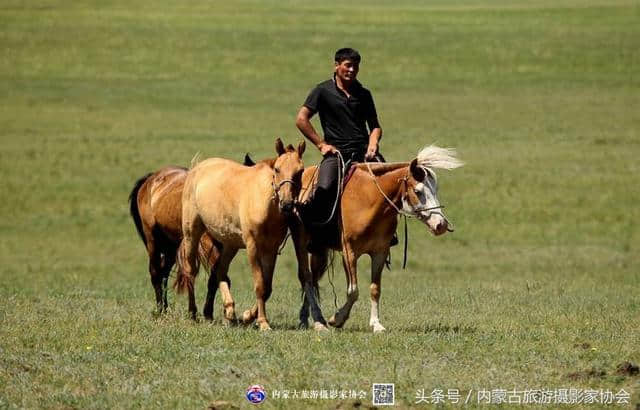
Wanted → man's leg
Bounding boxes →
[301,155,341,250]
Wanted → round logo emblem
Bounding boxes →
[246,385,267,405]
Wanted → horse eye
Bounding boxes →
[274,167,280,173]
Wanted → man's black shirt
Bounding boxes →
[303,76,380,156]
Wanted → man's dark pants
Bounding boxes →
[303,151,386,249]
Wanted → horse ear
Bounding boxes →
[410,158,426,181]
[275,138,285,155]
[243,153,256,166]
[297,140,306,157]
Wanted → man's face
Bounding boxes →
[335,59,359,83]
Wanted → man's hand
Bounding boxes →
[365,141,378,161]
[319,142,338,156]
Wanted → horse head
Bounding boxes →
[402,146,463,236]
[273,138,306,215]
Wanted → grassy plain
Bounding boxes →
[1,0,639,408]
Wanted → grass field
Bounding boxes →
[1,0,639,408]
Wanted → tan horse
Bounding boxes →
[129,167,219,313]
[176,139,305,330]
[293,146,463,332]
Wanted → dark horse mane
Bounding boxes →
[244,153,276,168]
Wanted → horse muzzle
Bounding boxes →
[421,212,449,236]
[280,201,295,215]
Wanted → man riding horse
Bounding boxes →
[296,47,391,250]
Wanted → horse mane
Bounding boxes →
[355,162,409,175]
[416,145,464,170]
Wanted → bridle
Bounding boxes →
[365,162,454,232]
[399,175,453,232]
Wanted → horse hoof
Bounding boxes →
[258,323,272,331]
[223,315,238,327]
[241,310,255,325]
[372,324,386,333]
[328,314,344,328]
[313,322,329,332]
[298,321,309,330]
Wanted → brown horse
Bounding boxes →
[129,167,220,314]
[176,139,305,330]
[293,145,463,332]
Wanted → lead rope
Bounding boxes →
[324,152,346,308]
[365,162,412,269]
[403,214,408,269]
[277,231,290,255]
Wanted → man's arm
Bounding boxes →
[366,127,382,160]
[296,106,337,156]
[364,90,382,160]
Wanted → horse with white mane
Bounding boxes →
[292,145,463,332]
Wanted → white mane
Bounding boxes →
[416,145,464,170]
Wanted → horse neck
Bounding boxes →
[356,165,409,215]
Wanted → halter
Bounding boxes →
[272,177,299,201]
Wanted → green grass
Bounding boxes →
[1,0,639,408]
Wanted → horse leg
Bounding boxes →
[243,239,272,331]
[297,272,310,329]
[202,255,220,321]
[307,250,329,330]
[290,217,327,330]
[214,247,239,325]
[159,248,176,312]
[242,252,276,330]
[328,248,359,328]
[180,214,205,321]
[369,251,388,333]
[242,304,258,325]
[148,242,164,314]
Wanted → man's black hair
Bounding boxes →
[334,48,361,64]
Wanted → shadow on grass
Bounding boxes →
[147,312,478,335]
[275,322,478,334]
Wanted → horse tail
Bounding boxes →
[174,240,200,294]
[128,173,152,246]
[197,234,218,273]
